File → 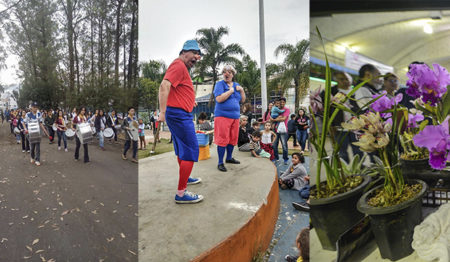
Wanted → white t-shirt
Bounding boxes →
[261,131,272,144]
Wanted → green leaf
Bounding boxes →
[418,119,429,131]
[440,86,450,118]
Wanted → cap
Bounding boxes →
[31,102,39,107]
[181,40,202,55]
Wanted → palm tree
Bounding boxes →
[274,39,310,112]
[234,55,260,98]
[141,60,167,82]
[196,26,245,103]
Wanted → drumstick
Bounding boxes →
[150,122,161,154]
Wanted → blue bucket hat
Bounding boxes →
[181,40,202,55]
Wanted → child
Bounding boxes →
[198,112,213,145]
[260,122,276,161]
[249,131,271,158]
[250,120,261,134]
[279,153,309,191]
[138,118,146,150]
[271,99,285,119]
[285,227,310,262]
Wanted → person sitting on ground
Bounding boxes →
[238,115,251,151]
[279,153,309,191]
[285,227,310,262]
[249,130,271,158]
[250,120,261,134]
[260,121,276,161]
[197,112,213,145]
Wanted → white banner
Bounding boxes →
[345,49,393,75]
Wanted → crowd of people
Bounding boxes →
[2,104,141,166]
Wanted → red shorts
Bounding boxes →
[214,117,239,147]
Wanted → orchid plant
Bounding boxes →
[406,63,450,170]
[309,28,383,198]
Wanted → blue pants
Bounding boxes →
[57,130,67,149]
[299,185,310,199]
[273,132,289,161]
[296,129,308,151]
[165,107,199,162]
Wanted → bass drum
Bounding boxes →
[65,129,75,140]
[103,128,114,138]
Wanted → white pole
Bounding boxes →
[259,0,267,117]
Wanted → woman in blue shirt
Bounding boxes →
[214,65,246,172]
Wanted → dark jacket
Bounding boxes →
[94,115,106,133]
[106,115,118,127]
[288,119,297,133]
[238,127,250,147]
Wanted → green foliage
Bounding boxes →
[234,55,261,98]
[138,78,159,111]
[340,155,372,177]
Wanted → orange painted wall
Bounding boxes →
[191,169,281,262]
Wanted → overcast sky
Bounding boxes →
[139,0,309,66]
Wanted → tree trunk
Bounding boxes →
[114,0,124,90]
[127,0,137,90]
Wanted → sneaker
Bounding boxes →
[27,150,30,153]
[187,177,202,185]
[285,255,299,262]
[292,202,310,212]
[30,158,35,164]
[58,146,61,151]
[175,191,204,204]
[122,154,127,160]
[35,161,41,166]
[131,158,138,163]
[65,148,68,152]
[22,150,25,153]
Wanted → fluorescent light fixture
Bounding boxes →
[424,24,433,34]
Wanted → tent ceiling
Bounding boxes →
[311,11,450,82]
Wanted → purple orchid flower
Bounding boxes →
[406,63,450,106]
[413,117,450,170]
[370,91,403,119]
[408,113,424,128]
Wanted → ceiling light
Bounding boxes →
[424,24,433,34]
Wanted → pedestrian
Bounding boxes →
[55,109,68,152]
[288,114,298,147]
[106,110,119,144]
[213,64,246,172]
[271,97,290,165]
[138,118,146,150]
[95,109,106,150]
[158,40,203,204]
[44,109,55,144]
[122,107,138,163]
[295,109,309,154]
[17,111,30,153]
[73,107,90,163]
[242,102,253,130]
[24,102,49,166]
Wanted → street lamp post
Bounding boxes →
[259,0,267,116]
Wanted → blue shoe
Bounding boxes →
[175,191,204,204]
[187,177,202,185]
[284,160,289,165]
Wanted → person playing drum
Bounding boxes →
[121,106,138,163]
[107,110,119,143]
[55,109,68,152]
[72,107,90,163]
[23,102,49,166]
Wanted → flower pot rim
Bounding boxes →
[310,175,371,205]
[357,179,428,215]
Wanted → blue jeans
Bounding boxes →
[296,129,308,151]
[98,130,104,148]
[273,132,289,161]
[299,185,310,199]
[57,130,67,149]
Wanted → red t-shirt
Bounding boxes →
[164,58,195,112]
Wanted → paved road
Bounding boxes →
[0,122,138,261]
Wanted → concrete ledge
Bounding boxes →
[139,147,280,261]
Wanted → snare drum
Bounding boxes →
[14,127,20,135]
[65,129,75,140]
[52,124,57,131]
[27,121,41,144]
[103,128,114,138]
[77,123,94,144]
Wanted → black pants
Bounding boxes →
[75,136,89,162]
[112,127,118,141]
[30,142,40,161]
[124,139,138,159]
[47,127,55,142]
[21,132,30,151]
[288,132,298,146]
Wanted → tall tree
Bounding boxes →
[274,39,310,112]
[234,54,260,99]
[195,26,244,103]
